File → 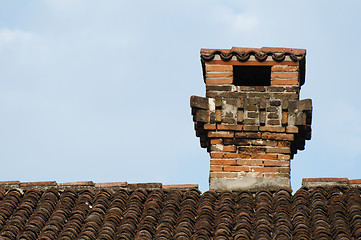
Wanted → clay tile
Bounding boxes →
[20,181,57,187]
[349,179,361,184]
[127,183,162,190]
[94,182,127,188]
[162,184,198,190]
[261,47,306,54]
[200,48,229,54]
[0,181,20,185]
[302,178,349,188]
[231,47,260,53]
[58,181,94,186]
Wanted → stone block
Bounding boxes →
[190,95,209,109]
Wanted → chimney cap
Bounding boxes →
[200,46,306,62]
[200,46,306,86]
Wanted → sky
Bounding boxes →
[1,1,361,193]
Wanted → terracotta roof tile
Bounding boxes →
[200,46,306,63]
[0,183,361,239]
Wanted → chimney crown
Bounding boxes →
[191,47,312,191]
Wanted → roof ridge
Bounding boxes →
[0,181,199,191]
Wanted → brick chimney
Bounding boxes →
[191,47,312,191]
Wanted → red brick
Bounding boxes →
[267,133,294,141]
[223,166,249,172]
[271,72,298,79]
[278,154,291,160]
[271,65,298,72]
[210,165,223,171]
[238,86,266,92]
[238,147,266,154]
[278,167,290,173]
[206,78,233,85]
[217,124,243,131]
[205,65,233,72]
[208,131,234,138]
[286,126,298,133]
[210,139,222,144]
[223,153,251,159]
[259,126,285,133]
[264,160,290,167]
[278,141,291,147]
[251,154,277,160]
[216,110,222,122]
[267,119,280,125]
[223,145,236,152]
[251,167,278,173]
[282,112,288,125]
[210,159,236,165]
[204,124,216,130]
[210,172,238,178]
[271,80,299,86]
[210,152,223,158]
[237,159,263,166]
[243,125,259,132]
[235,132,261,139]
[266,147,291,154]
[206,72,233,78]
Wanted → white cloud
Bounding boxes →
[0,29,38,50]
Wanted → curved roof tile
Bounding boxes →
[0,185,360,239]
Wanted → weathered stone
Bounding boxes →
[247,112,258,118]
[267,106,278,113]
[190,95,209,109]
[243,125,259,131]
[209,176,290,191]
[243,118,256,125]
[298,98,312,111]
[270,100,281,106]
[268,113,279,119]
[206,85,232,91]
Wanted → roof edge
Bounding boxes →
[200,47,306,63]
[0,181,199,191]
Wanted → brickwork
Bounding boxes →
[191,47,312,191]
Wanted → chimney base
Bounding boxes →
[210,176,290,192]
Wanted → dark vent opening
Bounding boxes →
[233,66,271,86]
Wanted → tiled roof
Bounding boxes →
[1,181,361,239]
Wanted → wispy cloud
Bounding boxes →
[0,29,38,50]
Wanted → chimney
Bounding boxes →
[191,47,312,191]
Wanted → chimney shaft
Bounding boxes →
[191,47,312,191]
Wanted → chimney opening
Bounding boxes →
[233,66,271,86]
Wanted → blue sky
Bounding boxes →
[1,1,361,192]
